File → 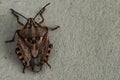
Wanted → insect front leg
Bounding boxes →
[11,9,24,26]
[47,26,60,31]
[5,30,19,43]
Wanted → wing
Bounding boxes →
[15,37,31,70]
[39,34,53,68]
[16,29,53,72]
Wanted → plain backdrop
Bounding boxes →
[0,0,120,80]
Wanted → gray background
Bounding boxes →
[0,0,120,80]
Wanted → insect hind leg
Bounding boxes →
[44,43,53,69]
[22,66,26,73]
[45,62,51,69]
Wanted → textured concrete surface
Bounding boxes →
[1,0,120,80]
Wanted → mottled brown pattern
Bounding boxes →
[6,3,59,73]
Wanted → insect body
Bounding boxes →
[6,3,59,73]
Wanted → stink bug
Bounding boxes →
[6,3,60,73]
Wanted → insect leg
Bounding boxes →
[11,9,24,26]
[45,62,51,69]
[48,26,60,31]
[23,66,25,73]
[22,63,29,73]
[22,66,26,73]
[44,43,53,69]
[5,30,19,43]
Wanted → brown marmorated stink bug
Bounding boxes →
[5,3,60,73]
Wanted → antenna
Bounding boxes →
[10,9,28,20]
[34,3,50,19]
